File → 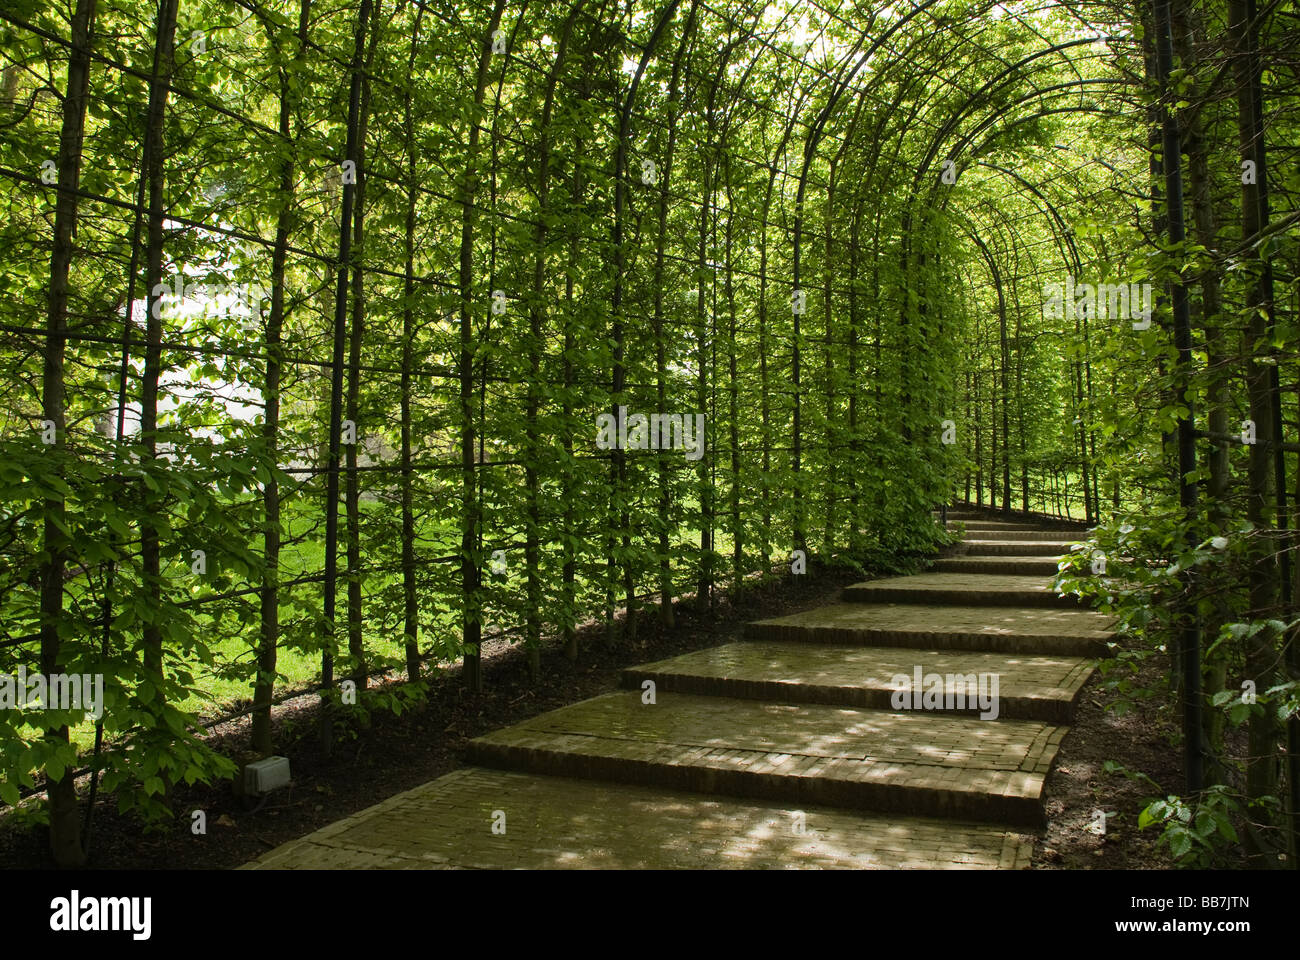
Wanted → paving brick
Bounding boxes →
[621,640,1093,722]
[931,556,1063,576]
[842,572,1085,609]
[746,602,1114,657]
[951,540,1077,556]
[948,527,1088,542]
[950,521,1084,533]
[466,691,1061,826]
[244,768,1029,870]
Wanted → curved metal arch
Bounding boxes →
[898,97,1131,288]
[973,160,1084,276]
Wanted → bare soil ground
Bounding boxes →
[1033,653,1182,869]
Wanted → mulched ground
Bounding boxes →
[2,561,1182,870]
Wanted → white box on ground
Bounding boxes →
[244,756,291,795]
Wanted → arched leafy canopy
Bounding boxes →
[1,0,1298,864]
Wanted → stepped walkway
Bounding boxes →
[245,507,1114,869]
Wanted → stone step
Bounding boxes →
[843,572,1085,609]
[466,691,1066,826]
[244,767,1032,869]
[951,527,1088,542]
[621,641,1094,723]
[936,508,1061,521]
[950,520,1086,533]
[746,602,1112,657]
[951,539,1077,556]
[931,555,1063,576]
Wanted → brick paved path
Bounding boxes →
[245,507,1111,870]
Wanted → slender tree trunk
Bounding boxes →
[253,0,311,754]
[998,285,1011,513]
[458,1,506,691]
[344,7,381,690]
[41,0,98,868]
[1229,0,1281,859]
[322,0,372,747]
[758,195,772,563]
[139,0,179,699]
[1015,299,1027,512]
[1155,0,1203,797]
[1173,0,1228,781]
[823,166,838,553]
[726,167,742,589]
[524,9,578,678]
[560,115,588,662]
[399,5,424,684]
[397,12,423,683]
[847,202,864,551]
[696,139,715,609]
[974,364,982,507]
[650,10,694,624]
[989,341,998,513]
[695,80,717,609]
[964,369,972,505]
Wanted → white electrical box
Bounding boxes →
[244,756,291,795]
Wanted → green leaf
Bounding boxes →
[45,754,65,783]
[1169,829,1192,859]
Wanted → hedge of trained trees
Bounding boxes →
[1,0,1297,868]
